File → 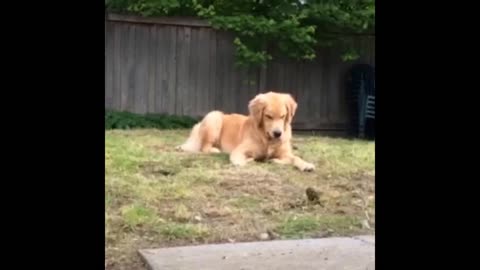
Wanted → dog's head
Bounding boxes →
[248,91,297,140]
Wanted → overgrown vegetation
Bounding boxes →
[105,129,375,269]
[105,0,375,67]
[105,110,198,129]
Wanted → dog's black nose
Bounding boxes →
[273,130,282,138]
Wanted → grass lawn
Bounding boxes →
[105,129,375,269]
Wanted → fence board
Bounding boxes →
[176,27,191,115]
[105,22,114,109]
[165,26,177,114]
[154,25,164,113]
[147,26,156,113]
[196,28,211,116]
[125,24,136,112]
[208,29,217,111]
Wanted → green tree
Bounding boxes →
[106,0,375,67]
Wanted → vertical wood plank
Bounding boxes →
[294,61,307,125]
[155,26,164,113]
[147,25,157,113]
[134,25,148,114]
[176,27,191,115]
[112,22,123,110]
[105,22,114,109]
[224,34,235,113]
[188,28,199,116]
[154,25,165,113]
[215,32,226,110]
[320,47,330,125]
[196,28,210,116]
[123,23,136,112]
[278,61,285,91]
[208,29,217,110]
[235,66,246,114]
[125,24,136,112]
[337,50,351,125]
[328,48,341,123]
[166,26,177,114]
[248,66,260,111]
[310,55,323,122]
[265,61,274,90]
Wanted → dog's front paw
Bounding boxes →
[209,147,221,153]
[230,157,253,167]
[299,162,315,172]
[231,160,247,167]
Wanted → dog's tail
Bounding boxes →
[177,111,224,153]
[176,122,202,152]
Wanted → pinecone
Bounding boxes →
[306,187,320,202]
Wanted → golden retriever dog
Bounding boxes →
[177,91,315,172]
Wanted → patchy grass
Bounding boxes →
[159,223,210,241]
[276,215,361,239]
[105,129,375,270]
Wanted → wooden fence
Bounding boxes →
[105,13,375,131]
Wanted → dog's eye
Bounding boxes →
[280,115,286,119]
[265,115,273,119]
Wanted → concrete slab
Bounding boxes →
[353,235,375,245]
[139,235,375,270]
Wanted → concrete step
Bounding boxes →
[139,235,375,270]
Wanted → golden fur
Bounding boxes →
[177,91,315,171]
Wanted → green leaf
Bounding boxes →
[107,0,375,67]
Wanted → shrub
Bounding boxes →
[105,110,199,129]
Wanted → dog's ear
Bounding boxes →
[248,93,266,125]
[284,94,298,123]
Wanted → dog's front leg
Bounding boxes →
[271,154,315,172]
[230,145,253,167]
